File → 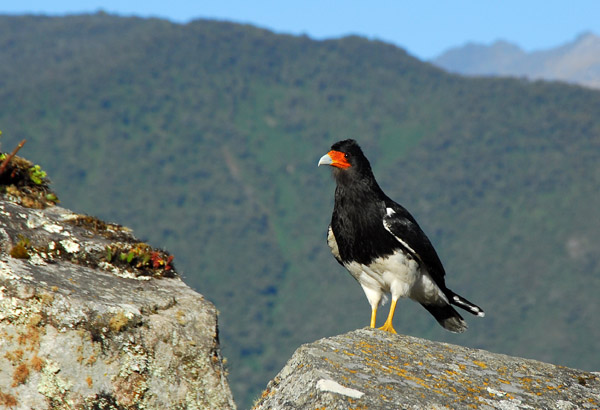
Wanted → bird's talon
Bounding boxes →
[378,322,397,334]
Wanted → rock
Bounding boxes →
[253,328,599,409]
[0,199,236,409]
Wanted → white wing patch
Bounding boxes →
[382,213,419,258]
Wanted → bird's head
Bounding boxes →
[318,139,372,175]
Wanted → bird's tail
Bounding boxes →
[448,291,485,318]
[421,303,468,333]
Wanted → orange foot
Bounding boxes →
[378,321,397,334]
[377,299,398,334]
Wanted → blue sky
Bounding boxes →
[2,1,600,60]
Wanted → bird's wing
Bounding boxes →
[382,200,447,288]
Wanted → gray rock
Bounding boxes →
[0,199,236,409]
[253,328,599,409]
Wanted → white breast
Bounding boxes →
[345,250,419,293]
[344,250,447,308]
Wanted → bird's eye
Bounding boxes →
[344,153,350,158]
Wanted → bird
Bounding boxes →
[318,139,484,334]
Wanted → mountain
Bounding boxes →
[433,32,600,89]
[1,14,599,408]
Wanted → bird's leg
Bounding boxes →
[370,306,377,328]
[378,299,398,334]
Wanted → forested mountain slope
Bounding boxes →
[1,14,599,407]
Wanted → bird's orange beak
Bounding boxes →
[318,150,351,169]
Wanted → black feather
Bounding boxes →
[421,303,468,333]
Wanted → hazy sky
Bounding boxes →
[3,1,600,60]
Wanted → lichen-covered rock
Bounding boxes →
[253,328,599,409]
[0,199,236,409]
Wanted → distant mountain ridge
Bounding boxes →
[433,32,600,89]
